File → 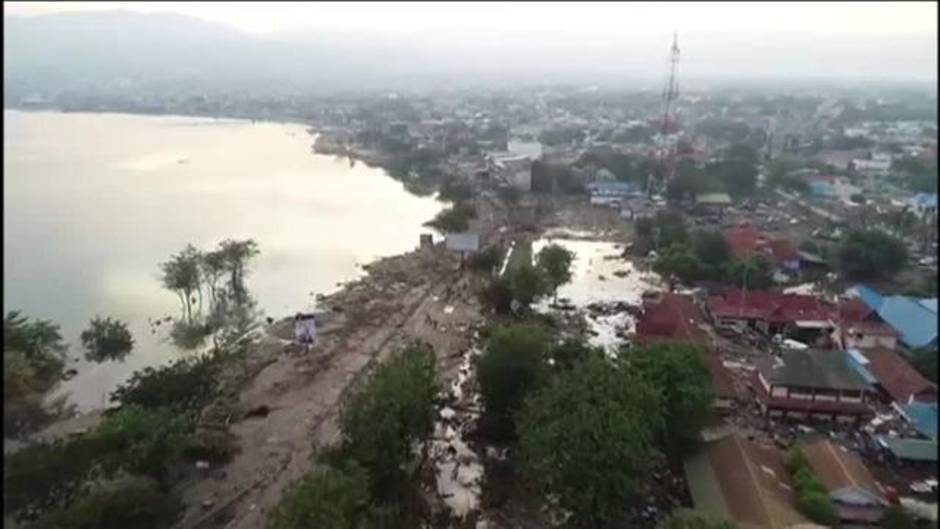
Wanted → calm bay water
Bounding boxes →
[3,110,445,411]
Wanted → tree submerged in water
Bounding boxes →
[81,316,134,362]
[159,239,263,351]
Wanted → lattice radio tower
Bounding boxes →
[648,32,680,197]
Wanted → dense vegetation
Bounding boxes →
[4,348,235,527]
[517,349,663,527]
[477,323,552,439]
[424,202,478,233]
[641,218,776,290]
[4,311,69,436]
[836,228,908,281]
[621,342,714,455]
[473,319,715,527]
[267,343,438,528]
[80,316,134,362]
[4,241,264,528]
[784,447,838,525]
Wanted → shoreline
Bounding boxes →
[3,108,452,449]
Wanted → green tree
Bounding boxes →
[423,203,477,233]
[479,276,514,314]
[517,351,662,527]
[551,339,597,372]
[508,261,548,308]
[634,210,688,254]
[692,229,732,280]
[536,244,576,303]
[52,477,181,529]
[836,229,908,281]
[267,462,374,529]
[785,447,839,526]
[216,239,260,306]
[338,343,437,496]
[467,246,502,274]
[477,323,551,439]
[200,249,228,309]
[80,316,134,362]
[4,310,66,400]
[439,179,474,202]
[109,353,220,412]
[159,244,203,323]
[797,491,838,526]
[723,257,775,290]
[653,244,703,290]
[724,143,760,166]
[708,159,757,197]
[667,159,711,200]
[623,343,714,454]
[658,509,738,529]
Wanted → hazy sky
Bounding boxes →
[6,1,937,37]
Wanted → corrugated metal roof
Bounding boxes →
[878,437,938,462]
[900,402,938,440]
[876,297,938,350]
[852,285,938,350]
[758,349,870,392]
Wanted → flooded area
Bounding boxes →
[3,110,446,411]
[532,236,663,351]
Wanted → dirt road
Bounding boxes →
[176,250,486,529]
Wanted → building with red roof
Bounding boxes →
[634,293,708,345]
[706,288,835,342]
[857,348,937,405]
[724,224,800,274]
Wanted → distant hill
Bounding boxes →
[4,10,936,101]
[3,10,429,98]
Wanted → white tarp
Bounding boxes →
[446,233,480,253]
[294,315,318,344]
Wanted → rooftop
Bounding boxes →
[877,437,938,462]
[859,347,936,405]
[899,402,938,440]
[851,285,938,350]
[683,433,806,529]
[799,438,885,505]
[697,192,732,205]
[635,293,708,345]
[757,349,870,392]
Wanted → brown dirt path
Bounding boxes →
[176,254,485,529]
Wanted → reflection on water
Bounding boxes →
[3,110,446,411]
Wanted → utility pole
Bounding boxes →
[647,32,681,198]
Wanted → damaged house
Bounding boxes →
[754,348,874,423]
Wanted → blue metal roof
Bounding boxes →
[877,296,939,350]
[851,284,884,311]
[900,402,938,440]
[845,349,878,385]
[852,284,938,350]
[918,299,938,314]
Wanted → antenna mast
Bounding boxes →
[648,32,681,197]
